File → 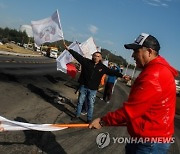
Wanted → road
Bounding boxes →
[0,55,179,154]
[0,55,56,75]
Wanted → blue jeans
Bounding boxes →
[125,142,171,154]
[76,85,97,121]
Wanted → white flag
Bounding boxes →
[97,46,101,52]
[0,116,67,132]
[31,10,64,46]
[80,37,98,59]
[56,42,83,78]
[0,116,88,132]
[103,60,109,67]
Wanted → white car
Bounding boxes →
[49,48,59,59]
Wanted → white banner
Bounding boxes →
[80,37,98,59]
[56,42,83,73]
[56,37,99,77]
[0,116,89,132]
[31,10,64,46]
[103,60,109,67]
[0,116,67,132]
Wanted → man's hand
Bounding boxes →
[63,41,69,50]
[89,118,102,129]
[123,75,131,81]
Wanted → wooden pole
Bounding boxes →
[52,123,89,128]
[131,63,137,79]
[52,123,126,128]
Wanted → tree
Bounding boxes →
[0,27,29,44]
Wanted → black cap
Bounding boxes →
[124,33,160,52]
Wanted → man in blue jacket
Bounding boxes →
[103,63,120,103]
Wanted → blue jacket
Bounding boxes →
[107,66,120,83]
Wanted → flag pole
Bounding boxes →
[56,9,66,48]
[52,123,89,128]
[52,123,126,128]
[131,63,136,79]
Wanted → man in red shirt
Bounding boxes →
[89,33,178,153]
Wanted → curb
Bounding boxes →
[0,50,42,57]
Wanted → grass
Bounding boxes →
[0,43,40,55]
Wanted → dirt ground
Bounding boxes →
[0,43,40,55]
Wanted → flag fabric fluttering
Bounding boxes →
[56,37,98,78]
[79,37,98,59]
[0,116,88,132]
[66,63,77,78]
[56,42,83,78]
[97,46,101,52]
[103,60,109,67]
[0,116,67,132]
[31,10,64,46]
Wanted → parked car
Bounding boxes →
[49,47,59,58]
[23,43,28,48]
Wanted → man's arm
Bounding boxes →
[89,108,127,129]
[89,74,161,129]
[68,49,85,65]
[64,42,85,64]
[104,66,123,78]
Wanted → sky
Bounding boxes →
[0,0,180,70]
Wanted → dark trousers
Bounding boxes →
[103,82,114,102]
[125,143,171,154]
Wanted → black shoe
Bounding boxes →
[71,116,80,121]
[87,120,92,123]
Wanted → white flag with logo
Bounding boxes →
[56,42,83,78]
[80,37,98,59]
[31,10,64,46]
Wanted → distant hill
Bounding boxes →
[51,40,128,66]
[101,48,127,66]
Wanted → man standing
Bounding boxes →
[64,44,123,123]
[103,63,120,103]
[89,33,178,153]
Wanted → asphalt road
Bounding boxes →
[0,55,179,154]
[0,55,56,75]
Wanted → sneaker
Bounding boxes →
[81,112,87,115]
[57,100,65,105]
[100,98,103,101]
[106,101,110,104]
